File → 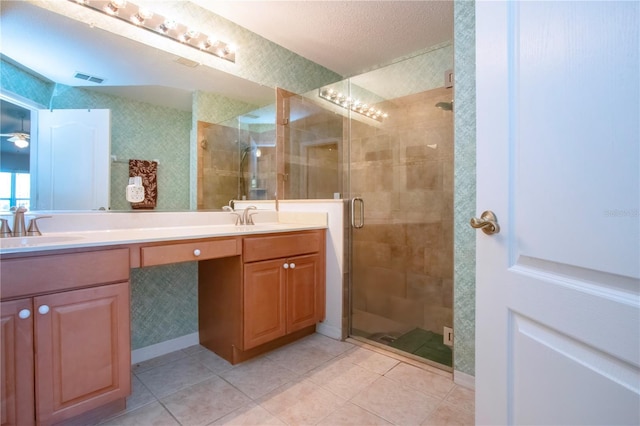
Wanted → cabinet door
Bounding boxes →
[1,299,35,426]
[286,253,324,333]
[243,259,286,349]
[34,282,131,425]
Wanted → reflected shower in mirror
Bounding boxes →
[197,103,277,209]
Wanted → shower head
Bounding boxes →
[435,101,453,111]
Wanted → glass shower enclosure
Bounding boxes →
[340,46,455,369]
[280,45,454,369]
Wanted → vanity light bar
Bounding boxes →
[69,0,236,63]
[318,88,388,122]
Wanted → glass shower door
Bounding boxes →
[347,48,455,369]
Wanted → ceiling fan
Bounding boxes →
[1,114,30,148]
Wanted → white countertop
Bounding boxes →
[0,210,328,255]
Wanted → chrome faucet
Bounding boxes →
[12,206,27,237]
[6,207,51,237]
[243,206,257,225]
[223,205,243,225]
[223,204,257,225]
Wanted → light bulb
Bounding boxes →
[131,8,153,25]
[159,19,177,33]
[104,0,126,15]
[14,138,29,149]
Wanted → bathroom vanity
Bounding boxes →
[1,247,131,426]
[200,230,325,364]
[0,215,327,426]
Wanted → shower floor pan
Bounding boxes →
[354,328,453,368]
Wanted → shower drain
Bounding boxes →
[367,333,398,344]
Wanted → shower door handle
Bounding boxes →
[351,197,364,229]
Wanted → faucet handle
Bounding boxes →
[230,212,243,226]
[247,211,258,225]
[26,216,52,236]
[0,219,12,238]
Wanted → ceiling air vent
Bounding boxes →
[74,72,105,84]
[174,57,199,68]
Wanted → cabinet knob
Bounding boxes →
[38,305,50,315]
[289,263,296,269]
[18,309,31,319]
[283,263,289,269]
[193,249,201,256]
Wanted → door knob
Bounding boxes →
[470,210,500,235]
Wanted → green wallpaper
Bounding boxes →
[453,0,476,377]
[130,262,198,349]
[0,59,53,106]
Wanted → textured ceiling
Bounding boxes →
[192,0,454,76]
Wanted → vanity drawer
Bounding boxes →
[243,230,323,263]
[0,248,130,300]
[140,238,241,267]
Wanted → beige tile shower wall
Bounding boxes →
[351,87,454,336]
[197,122,241,209]
[198,121,278,207]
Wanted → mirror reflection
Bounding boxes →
[197,104,277,209]
[0,0,340,211]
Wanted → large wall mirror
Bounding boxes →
[0,1,340,212]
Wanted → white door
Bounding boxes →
[475,2,639,425]
[35,109,110,210]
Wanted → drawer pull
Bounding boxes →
[193,249,201,257]
[283,263,289,269]
[18,309,31,319]
[289,263,296,269]
[38,305,50,315]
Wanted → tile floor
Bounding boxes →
[100,334,474,426]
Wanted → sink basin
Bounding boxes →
[0,235,83,249]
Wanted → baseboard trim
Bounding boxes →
[454,370,475,390]
[316,322,342,340]
[131,332,199,364]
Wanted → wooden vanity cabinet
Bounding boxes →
[0,248,131,426]
[243,252,324,349]
[199,230,326,364]
[1,299,35,426]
